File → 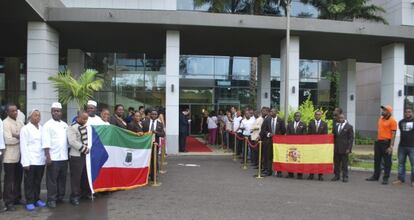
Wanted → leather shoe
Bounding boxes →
[297,174,303,180]
[342,177,348,183]
[366,176,379,181]
[6,205,16,211]
[331,176,340,181]
[276,172,283,178]
[382,179,389,185]
[70,199,80,206]
[318,175,324,181]
[47,201,57,208]
[307,174,314,180]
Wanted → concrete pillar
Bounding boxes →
[381,43,405,143]
[27,22,59,124]
[339,59,356,128]
[67,49,85,122]
[280,36,300,112]
[165,30,180,154]
[257,55,271,109]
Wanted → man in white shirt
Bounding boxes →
[0,117,6,212]
[86,100,105,126]
[42,102,69,208]
[20,110,46,211]
[240,111,256,161]
[251,108,267,167]
[233,111,243,156]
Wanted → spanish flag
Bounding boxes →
[272,135,334,174]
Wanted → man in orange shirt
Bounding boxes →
[366,105,397,185]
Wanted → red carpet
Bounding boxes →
[186,136,213,152]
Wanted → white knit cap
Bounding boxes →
[87,100,97,107]
[51,102,62,109]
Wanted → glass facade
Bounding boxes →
[177,0,319,18]
[405,65,414,108]
[0,57,26,118]
[85,53,165,111]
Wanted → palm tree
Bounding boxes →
[48,69,104,110]
[301,0,387,24]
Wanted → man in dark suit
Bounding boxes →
[260,108,286,177]
[179,107,190,152]
[307,110,328,181]
[332,113,354,183]
[286,112,307,179]
[142,109,165,181]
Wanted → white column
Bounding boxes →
[280,36,300,112]
[27,22,59,124]
[67,49,85,122]
[381,43,405,143]
[257,55,271,109]
[165,30,180,154]
[339,59,356,128]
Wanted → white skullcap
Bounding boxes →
[51,102,62,109]
[87,100,97,107]
[28,109,40,118]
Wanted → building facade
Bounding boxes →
[1,0,414,153]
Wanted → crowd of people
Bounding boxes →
[0,99,413,214]
[0,100,166,213]
[185,105,414,186]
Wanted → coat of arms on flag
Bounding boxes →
[86,125,153,193]
[273,135,334,174]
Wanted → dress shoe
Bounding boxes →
[0,201,7,213]
[286,174,294,178]
[297,174,303,180]
[318,175,324,181]
[366,176,379,181]
[307,174,314,180]
[262,171,272,177]
[6,204,16,211]
[276,172,283,178]
[331,176,340,181]
[342,177,348,183]
[70,199,80,206]
[47,201,57,208]
[382,179,389,185]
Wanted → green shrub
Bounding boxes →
[279,96,334,134]
[355,131,375,145]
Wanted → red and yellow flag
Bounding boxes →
[272,135,334,174]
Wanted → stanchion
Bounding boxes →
[242,137,248,170]
[255,141,263,179]
[151,142,161,187]
[232,132,237,161]
[160,141,167,174]
[226,131,231,152]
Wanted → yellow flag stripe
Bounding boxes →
[273,144,333,164]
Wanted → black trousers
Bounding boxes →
[179,133,188,152]
[149,144,160,182]
[250,140,258,165]
[70,155,91,200]
[373,140,392,180]
[334,153,349,178]
[24,165,45,204]
[0,156,3,201]
[236,133,244,156]
[229,133,235,151]
[46,160,68,202]
[3,162,23,205]
[263,139,273,172]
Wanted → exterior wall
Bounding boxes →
[338,59,356,130]
[257,55,271,109]
[355,63,381,138]
[280,36,300,112]
[66,49,85,122]
[27,22,59,124]
[61,0,177,10]
[371,0,414,26]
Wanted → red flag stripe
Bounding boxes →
[273,162,333,174]
[272,134,334,145]
[93,167,149,191]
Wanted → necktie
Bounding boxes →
[294,122,298,133]
[338,123,343,133]
[271,118,276,134]
[316,120,319,133]
[150,120,155,132]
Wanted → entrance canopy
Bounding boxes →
[44,8,414,64]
